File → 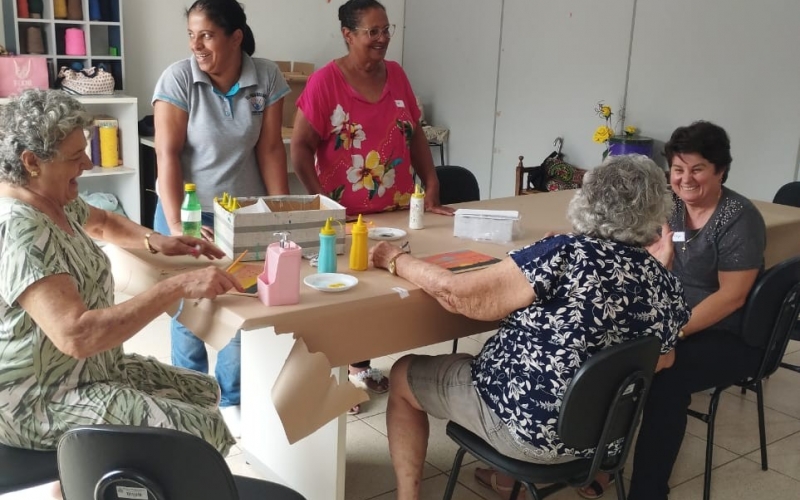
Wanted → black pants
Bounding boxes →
[628,330,762,500]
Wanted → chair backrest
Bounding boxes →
[772,181,800,207]
[514,156,545,196]
[58,425,241,500]
[739,255,800,378]
[0,443,57,494]
[435,165,480,204]
[557,337,661,473]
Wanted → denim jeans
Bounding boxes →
[153,200,241,407]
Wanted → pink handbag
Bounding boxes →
[0,57,50,97]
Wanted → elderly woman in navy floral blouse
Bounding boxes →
[369,155,691,500]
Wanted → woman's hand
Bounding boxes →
[370,241,405,270]
[424,192,455,215]
[150,233,226,260]
[171,266,244,299]
[200,224,215,242]
[646,223,675,269]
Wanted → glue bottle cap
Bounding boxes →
[412,183,425,199]
[320,217,336,236]
[352,214,367,233]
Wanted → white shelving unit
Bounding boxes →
[2,0,125,90]
[0,93,141,224]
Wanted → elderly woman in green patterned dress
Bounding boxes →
[0,89,242,455]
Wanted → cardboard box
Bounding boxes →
[213,194,345,261]
[276,61,314,129]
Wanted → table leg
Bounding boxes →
[240,326,347,500]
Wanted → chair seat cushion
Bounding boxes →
[446,422,592,485]
[0,443,58,493]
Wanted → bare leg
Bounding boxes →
[50,480,63,499]
[387,355,429,500]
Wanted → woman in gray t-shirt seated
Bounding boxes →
[623,121,767,500]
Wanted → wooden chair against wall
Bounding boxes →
[514,156,544,196]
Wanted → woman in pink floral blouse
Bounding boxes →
[291,0,453,414]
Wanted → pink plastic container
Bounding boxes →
[257,233,302,306]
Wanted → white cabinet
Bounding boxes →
[0,93,141,224]
[2,0,125,90]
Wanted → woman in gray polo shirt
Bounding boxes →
[151,0,290,437]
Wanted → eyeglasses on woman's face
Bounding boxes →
[353,24,396,41]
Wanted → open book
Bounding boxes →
[421,249,501,274]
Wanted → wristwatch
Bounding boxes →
[387,253,403,276]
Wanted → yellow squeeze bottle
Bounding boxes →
[349,214,369,271]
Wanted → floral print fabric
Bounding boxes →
[472,234,690,459]
[297,60,421,215]
[0,197,234,453]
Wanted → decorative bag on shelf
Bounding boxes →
[58,66,115,95]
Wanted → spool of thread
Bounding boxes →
[54,0,67,19]
[99,126,119,168]
[26,26,45,54]
[28,0,43,18]
[16,0,29,18]
[64,28,86,56]
[67,0,83,20]
[88,0,101,20]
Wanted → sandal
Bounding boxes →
[576,473,615,499]
[474,467,526,500]
[347,404,361,416]
[349,367,389,394]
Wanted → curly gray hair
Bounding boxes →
[0,88,91,186]
[567,155,672,246]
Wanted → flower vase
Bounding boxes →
[608,135,654,158]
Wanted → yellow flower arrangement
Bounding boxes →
[593,101,640,159]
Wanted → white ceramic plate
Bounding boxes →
[368,227,407,241]
[304,273,359,293]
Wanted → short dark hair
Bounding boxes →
[187,0,256,56]
[338,0,385,30]
[664,121,732,183]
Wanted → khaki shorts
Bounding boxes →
[407,353,574,464]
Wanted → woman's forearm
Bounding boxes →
[156,153,185,235]
[65,277,188,358]
[291,142,324,194]
[260,142,290,195]
[683,290,746,335]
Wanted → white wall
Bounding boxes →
[626,0,800,202]
[403,0,800,201]
[402,0,503,198]
[123,0,405,118]
[491,0,635,198]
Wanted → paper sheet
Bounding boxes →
[272,338,368,444]
[103,244,359,443]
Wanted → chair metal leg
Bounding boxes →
[451,339,458,354]
[780,362,800,374]
[439,143,445,166]
[703,391,723,500]
[755,381,768,470]
[508,481,523,500]
[614,470,626,500]
[442,447,467,500]
[522,481,542,500]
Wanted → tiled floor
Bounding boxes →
[5,303,800,499]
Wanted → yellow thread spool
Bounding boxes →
[99,126,119,167]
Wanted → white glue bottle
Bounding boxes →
[409,183,425,230]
